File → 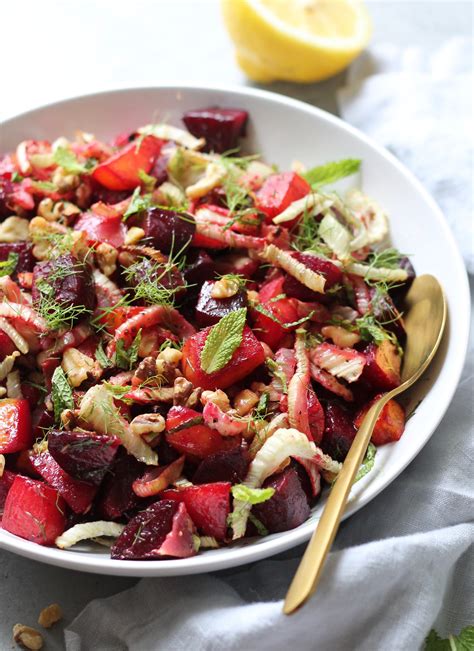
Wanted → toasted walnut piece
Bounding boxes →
[0,351,20,382]
[61,348,95,388]
[38,603,63,629]
[247,289,259,303]
[0,216,30,242]
[321,325,361,348]
[211,276,240,299]
[173,376,193,406]
[133,357,157,385]
[12,624,43,650]
[0,387,6,398]
[201,389,230,412]
[124,227,145,245]
[60,408,79,430]
[29,217,65,260]
[234,389,259,416]
[37,198,55,221]
[185,387,202,408]
[130,413,166,436]
[75,181,92,209]
[52,167,80,193]
[95,242,118,277]
[0,453,5,477]
[158,347,182,367]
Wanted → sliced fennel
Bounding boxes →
[56,521,125,549]
[272,193,333,225]
[346,261,408,283]
[138,124,204,150]
[261,245,326,293]
[318,213,352,261]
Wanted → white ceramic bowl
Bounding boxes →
[0,86,470,576]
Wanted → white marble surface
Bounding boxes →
[0,1,472,648]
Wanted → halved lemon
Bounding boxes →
[221,0,372,83]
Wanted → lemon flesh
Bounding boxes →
[221,0,372,83]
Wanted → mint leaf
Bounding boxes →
[200,308,247,374]
[115,330,142,370]
[231,484,275,505]
[0,252,19,277]
[355,442,376,482]
[95,342,113,369]
[53,147,87,174]
[303,158,361,188]
[138,168,156,191]
[103,382,133,398]
[51,366,74,423]
[123,186,153,221]
[425,627,474,651]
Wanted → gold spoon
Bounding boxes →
[283,274,447,615]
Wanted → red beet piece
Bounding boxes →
[0,242,34,274]
[125,255,185,297]
[362,340,401,391]
[193,446,249,485]
[283,252,342,302]
[111,500,197,560]
[255,172,311,222]
[307,388,325,445]
[92,135,163,191]
[214,252,259,278]
[183,107,248,153]
[133,207,196,254]
[320,401,356,461]
[182,325,265,390]
[96,450,146,520]
[0,399,32,454]
[2,475,66,545]
[0,470,16,518]
[252,277,299,349]
[183,249,215,286]
[354,396,406,446]
[0,330,16,358]
[30,451,97,514]
[32,253,96,317]
[370,289,406,341]
[195,280,248,327]
[166,406,237,459]
[162,482,231,540]
[252,467,310,534]
[48,430,119,486]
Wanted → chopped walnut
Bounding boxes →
[158,347,182,367]
[124,226,145,245]
[12,624,43,650]
[96,242,118,277]
[52,166,80,193]
[201,389,230,412]
[61,348,96,388]
[0,216,30,242]
[29,217,66,260]
[130,413,165,436]
[185,386,202,408]
[321,325,361,348]
[37,603,63,629]
[0,453,5,477]
[211,276,240,299]
[233,389,259,416]
[173,376,193,406]
[133,357,158,385]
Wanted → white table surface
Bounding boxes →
[1,1,472,648]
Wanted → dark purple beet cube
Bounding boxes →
[96,451,145,520]
[195,280,248,327]
[283,252,343,302]
[183,249,215,286]
[48,430,119,486]
[110,500,197,560]
[32,253,96,317]
[133,207,195,254]
[183,107,248,153]
[193,446,249,485]
[370,289,406,342]
[0,179,14,218]
[125,255,185,297]
[0,242,34,274]
[252,467,310,533]
[321,401,356,461]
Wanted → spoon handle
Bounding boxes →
[283,397,387,615]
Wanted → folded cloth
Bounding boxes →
[65,42,474,651]
[337,37,473,274]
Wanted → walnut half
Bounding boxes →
[13,624,43,650]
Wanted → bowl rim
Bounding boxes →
[0,84,470,576]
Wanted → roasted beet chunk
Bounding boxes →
[183,249,215,286]
[96,450,146,520]
[48,430,119,486]
[111,500,197,560]
[283,252,342,302]
[193,446,249,485]
[134,207,196,254]
[0,242,34,274]
[195,279,248,326]
[320,401,356,461]
[252,467,310,534]
[183,107,248,153]
[32,253,96,320]
[125,254,185,298]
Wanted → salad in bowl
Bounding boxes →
[0,106,413,560]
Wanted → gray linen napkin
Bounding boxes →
[65,41,474,651]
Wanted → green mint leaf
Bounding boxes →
[53,147,87,174]
[231,484,275,505]
[11,171,23,182]
[115,330,142,370]
[0,252,19,277]
[51,366,74,423]
[254,392,270,420]
[95,342,113,369]
[103,382,133,398]
[355,443,376,482]
[123,187,153,221]
[200,308,247,374]
[425,627,474,651]
[303,158,361,188]
[138,168,157,192]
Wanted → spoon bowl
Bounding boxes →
[284,274,447,615]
